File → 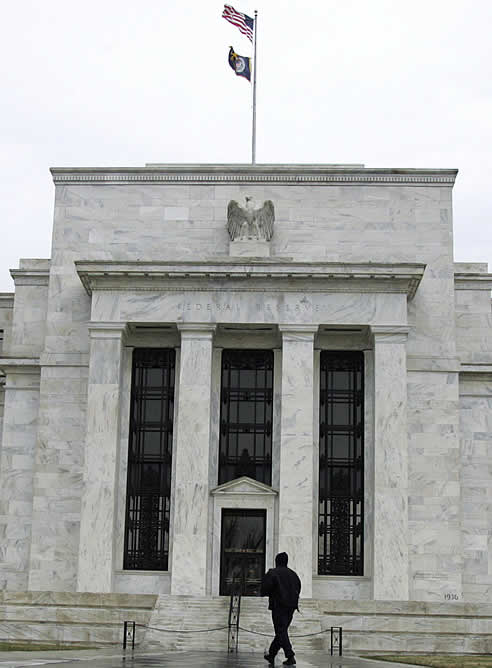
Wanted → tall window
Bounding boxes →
[319,351,364,575]
[124,349,175,570]
[219,350,273,486]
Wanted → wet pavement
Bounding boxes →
[0,648,419,668]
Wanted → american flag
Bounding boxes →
[222,4,254,42]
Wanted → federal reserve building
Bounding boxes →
[1,163,492,652]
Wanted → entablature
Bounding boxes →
[76,260,425,300]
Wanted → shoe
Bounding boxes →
[283,657,296,665]
[264,654,275,664]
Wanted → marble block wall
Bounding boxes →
[459,374,492,602]
[27,252,91,590]
[0,262,49,591]
[0,294,16,509]
[454,263,492,364]
[28,361,89,591]
[0,293,14,357]
[0,367,41,590]
[9,260,50,357]
[407,370,462,601]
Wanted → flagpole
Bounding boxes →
[252,9,257,164]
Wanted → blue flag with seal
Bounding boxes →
[228,47,251,82]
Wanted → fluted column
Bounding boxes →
[77,323,127,593]
[371,325,409,600]
[278,325,317,598]
[171,324,215,595]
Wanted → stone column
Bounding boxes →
[0,364,40,590]
[278,325,317,598]
[171,324,215,595]
[371,325,409,601]
[77,323,127,593]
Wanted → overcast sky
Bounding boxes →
[1,0,491,292]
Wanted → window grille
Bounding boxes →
[319,351,364,575]
[124,348,175,570]
[219,350,273,486]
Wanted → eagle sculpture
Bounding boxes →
[227,197,275,241]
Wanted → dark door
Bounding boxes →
[220,509,266,596]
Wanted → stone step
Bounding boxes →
[0,591,157,647]
[144,595,326,652]
[145,595,229,651]
[238,598,325,652]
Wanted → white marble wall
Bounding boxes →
[0,296,14,452]
[28,360,89,591]
[77,323,127,592]
[278,326,317,598]
[408,369,462,601]
[0,367,40,590]
[454,263,492,364]
[0,262,49,590]
[170,324,215,595]
[371,326,409,600]
[459,373,492,602]
[0,293,14,357]
[9,259,50,357]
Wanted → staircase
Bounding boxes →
[145,595,229,651]
[144,595,326,652]
[239,598,325,652]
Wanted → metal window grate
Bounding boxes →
[318,351,364,575]
[124,348,175,570]
[219,350,273,486]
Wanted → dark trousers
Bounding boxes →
[268,606,295,658]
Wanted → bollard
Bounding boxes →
[123,621,136,650]
[228,593,241,653]
[330,626,342,656]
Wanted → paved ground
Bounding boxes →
[0,649,419,668]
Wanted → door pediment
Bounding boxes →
[211,476,277,496]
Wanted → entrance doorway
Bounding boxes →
[220,509,266,596]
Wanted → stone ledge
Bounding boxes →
[0,357,40,374]
[0,591,157,609]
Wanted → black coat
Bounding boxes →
[260,565,301,610]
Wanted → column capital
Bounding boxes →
[370,325,410,344]
[177,323,216,339]
[279,324,318,338]
[88,322,129,341]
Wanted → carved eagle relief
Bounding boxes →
[227,197,275,242]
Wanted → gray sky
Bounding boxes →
[1,0,491,292]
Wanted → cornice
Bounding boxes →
[51,165,458,186]
[0,293,14,307]
[454,273,492,290]
[0,357,40,374]
[9,269,50,287]
[75,260,425,300]
[459,365,492,375]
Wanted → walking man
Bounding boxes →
[261,552,301,665]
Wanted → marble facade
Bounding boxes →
[0,164,491,605]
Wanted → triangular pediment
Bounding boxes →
[211,476,277,496]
